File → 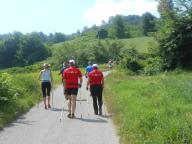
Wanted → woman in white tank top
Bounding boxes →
[38,63,53,109]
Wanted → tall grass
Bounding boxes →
[0,73,41,128]
[104,70,192,144]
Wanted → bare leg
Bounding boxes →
[47,96,50,105]
[43,97,47,109]
[68,98,72,114]
[71,95,77,114]
[47,96,51,108]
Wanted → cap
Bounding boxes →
[43,63,50,67]
[69,59,75,64]
[92,64,98,68]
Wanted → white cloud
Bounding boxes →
[84,0,159,26]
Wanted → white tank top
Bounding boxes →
[41,69,51,82]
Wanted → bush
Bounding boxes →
[144,56,163,75]
[0,73,20,105]
[0,72,41,128]
[118,48,144,73]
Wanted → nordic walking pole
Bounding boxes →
[87,92,90,116]
[59,87,66,121]
[51,83,54,108]
[79,87,82,119]
[59,102,65,121]
[35,75,41,108]
[103,99,107,117]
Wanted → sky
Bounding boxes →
[0,0,159,35]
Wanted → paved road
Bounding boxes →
[0,74,119,144]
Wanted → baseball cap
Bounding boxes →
[92,64,98,68]
[43,63,50,67]
[69,59,75,64]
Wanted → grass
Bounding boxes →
[50,37,155,53]
[104,70,192,144]
[119,37,157,53]
[0,73,41,128]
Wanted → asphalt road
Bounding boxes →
[0,74,119,144]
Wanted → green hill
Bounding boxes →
[51,37,156,53]
[47,36,157,69]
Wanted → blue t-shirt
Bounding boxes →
[86,65,93,73]
[60,67,65,74]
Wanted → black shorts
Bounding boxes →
[90,85,103,97]
[65,88,78,96]
[41,82,51,97]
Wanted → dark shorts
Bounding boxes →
[65,88,78,96]
[90,85,103,97]
[41,82,51,97]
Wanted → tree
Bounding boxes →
[142,12,156,35]
[114,15,126,39]
[108,15,126,39]
[156,0,192,69]
[157,0,174,16]
[97,28,108,39]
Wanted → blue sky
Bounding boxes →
[0,0,159,35]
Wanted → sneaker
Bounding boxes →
[67,113,72,118]
[71,113,76,119]
[95,112,98,115]
[99,107,102,115]
[45,106,48,109]
[48,104,51,108]
[65,95,68,100]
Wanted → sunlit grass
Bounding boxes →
[104,70,192,144]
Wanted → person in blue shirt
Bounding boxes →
[85,61,93,78]
[59,62,68,77]
[59,61,69,99]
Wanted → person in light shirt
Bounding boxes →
[38,63,53,109]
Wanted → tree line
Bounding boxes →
[0,13,158,69]
[0,32,51,68]
[116,0,192,74]
[84,13,158,39]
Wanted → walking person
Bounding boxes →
[63,59,82,118]
[59,61,69,78]
[85,61,93,78]
[38,63,53,109]
[86,64,104,115]
[107,59,113,69]
[59,61,69,100]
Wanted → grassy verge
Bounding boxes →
[104,70,192,144]
[0,73,41,129]
[0,69,65,129]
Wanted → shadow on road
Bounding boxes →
[51,108,68,112]
[76,117,107,123]
[76,99,87,101]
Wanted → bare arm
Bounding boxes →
[86,77,90,90]
[101,77,104,88]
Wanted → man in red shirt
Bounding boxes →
[63,59,82,118]
[86,64,104,115]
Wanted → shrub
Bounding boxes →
[0,73,20,106]
[118,48,144,73]
[144,56,163,75]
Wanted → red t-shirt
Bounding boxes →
[63,67,82,88]
[88,70,103,86]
